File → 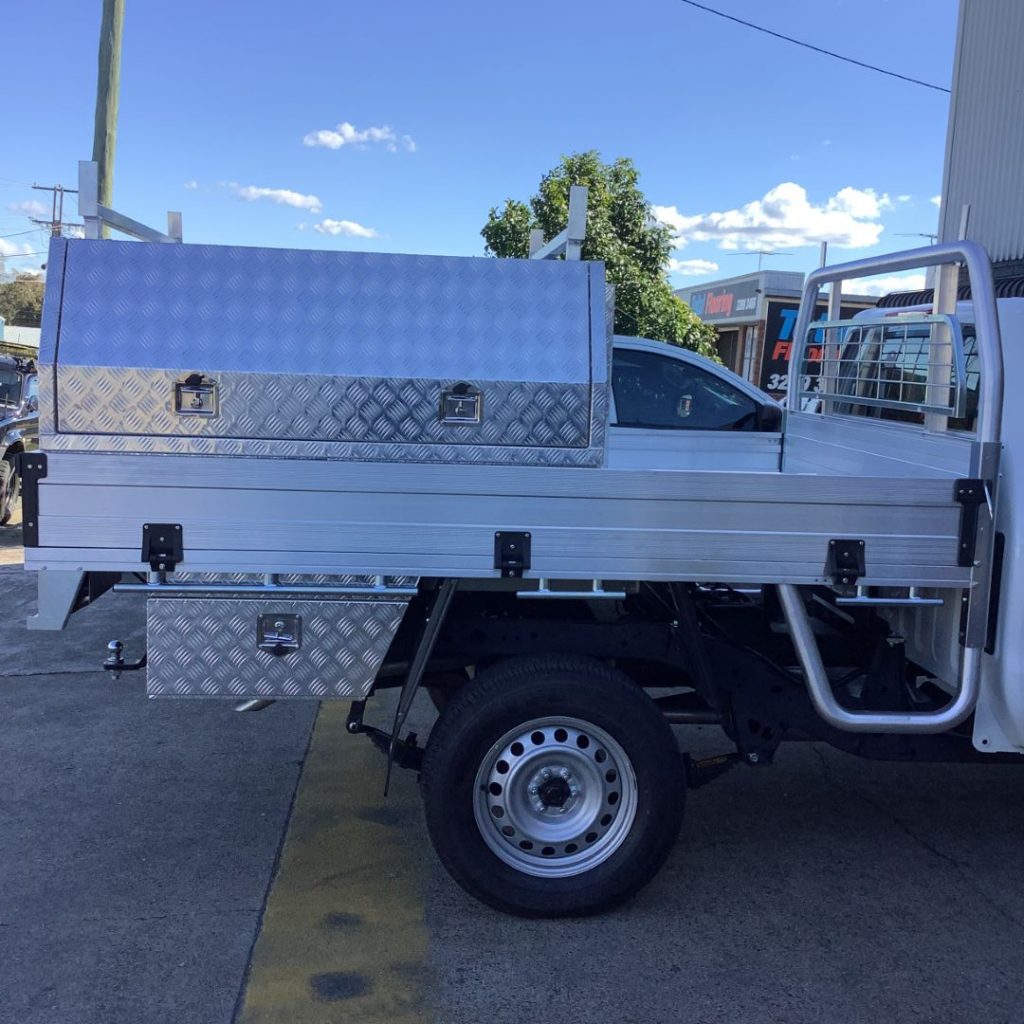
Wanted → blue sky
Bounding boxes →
[3,0,957,294]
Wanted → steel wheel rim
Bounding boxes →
[473,715,638,878]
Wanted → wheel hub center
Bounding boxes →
[538,776,571,808]
[526,763,580,814]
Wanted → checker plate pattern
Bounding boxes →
[146,597,409,699]
[50,240,608,466]
[55,368,592,448]
[169,572,418,587]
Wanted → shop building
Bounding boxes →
[675,271,876,397]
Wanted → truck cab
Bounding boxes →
[807,296,1024,755]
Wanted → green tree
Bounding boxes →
[482,151,716,356]
[0,275,44,327]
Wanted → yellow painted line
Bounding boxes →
[238,701,432,1024]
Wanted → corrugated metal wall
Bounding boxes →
[940,0,1024,260]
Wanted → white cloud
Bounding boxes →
[830,185,892,218]
[653,182,892,252]
[931,195,942,207]
[850,272,927,297]
[0,238,35,258]
[312,218,378,239]
[230,183,322,213]
[668,258,720,277]
[6,200,46,217]
[897,194,912,203]
[302,121,415,153]
[183,179,199,190]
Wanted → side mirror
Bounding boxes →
[758,403,783,432]
[25,395,39,414]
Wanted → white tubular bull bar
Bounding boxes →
[780,241,1003,734]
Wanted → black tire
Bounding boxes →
[420,654,685,917]
[424,670,470,714]
[0,455,17,527]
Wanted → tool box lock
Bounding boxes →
[174,373,219,417]
[257,613,302,655]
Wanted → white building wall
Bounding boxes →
[940,0,1024,260]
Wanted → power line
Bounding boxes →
[676,0,951,93]
[0,229,43,240]
[0,250,48,259]
[31,182,80,238]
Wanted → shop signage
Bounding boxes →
[759,300,866,394]
[685,277,761,323]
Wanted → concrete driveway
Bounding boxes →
[0,504,23,564]
[3,535,1024,1024]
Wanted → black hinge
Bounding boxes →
[494,531,531,579]
[16,452,47,548]
[141,523,183,572]
[953,478,988,567]
[826,538,865,585]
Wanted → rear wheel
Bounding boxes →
[420,654,685,917]
[0,455,18,526]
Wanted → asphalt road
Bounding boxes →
[3,543,1024,1024]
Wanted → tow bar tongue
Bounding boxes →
[102,640,147,680]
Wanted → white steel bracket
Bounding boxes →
[529,185,588,261]
[78,160,183,243]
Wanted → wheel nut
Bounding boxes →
[569,785,580,797]
[528,784,539,795]
[559,768,570,780]
[542,768,552,780]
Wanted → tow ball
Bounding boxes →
[103,639,147,680]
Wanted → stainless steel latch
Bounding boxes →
[174,374,219,417]
[257,614,302,655]
[439,382,482,424]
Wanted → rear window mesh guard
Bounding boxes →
[794,313,969,419]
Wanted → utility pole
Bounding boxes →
[29,183,81,237]
[92,0,125,234]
